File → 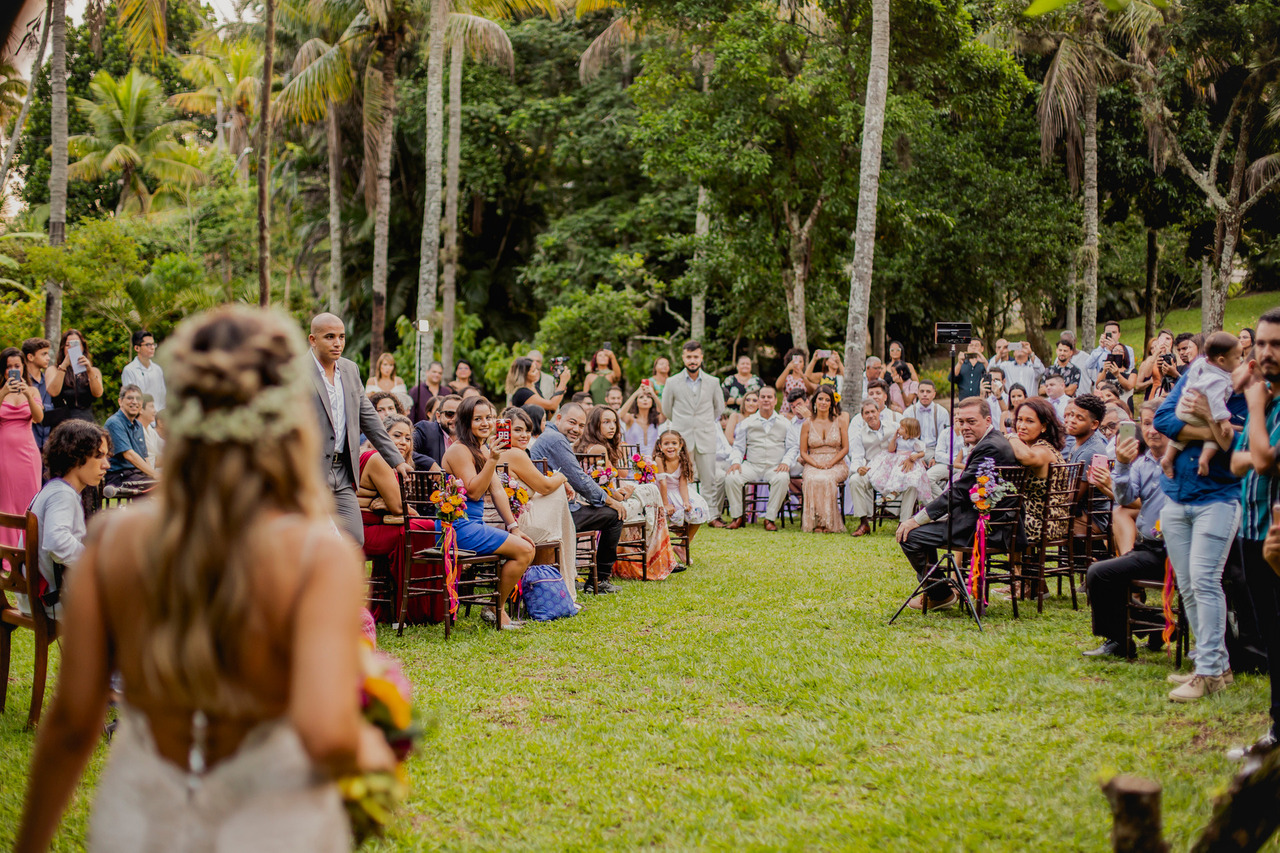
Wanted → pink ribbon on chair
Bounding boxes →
[970,514,988,605]
[442,523,459,616]
[1161,557,1176,645]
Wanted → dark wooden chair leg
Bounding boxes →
[0,623,12,714]
[28,630,49,729]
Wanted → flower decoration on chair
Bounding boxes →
[967,458,1018,605]
[632,454,656,484]
[588,464,619,497]
[429,475,467,614]
[339,630,430,845]
[504,484,531,519]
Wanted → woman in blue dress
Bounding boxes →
[443,395,536,629]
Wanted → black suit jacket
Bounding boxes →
[921,427,1019,543]
[412,419,448,465]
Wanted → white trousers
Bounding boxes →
[848,473,916,521]
[725,462,790,520]
[693,447,723,516]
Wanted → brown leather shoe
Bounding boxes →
[725,517,745,530]
[850,522,871,537]
[708,518,727,529]
[908,594,926,611]
[763,520,778,532]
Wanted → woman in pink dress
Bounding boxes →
[800,387,850,533]
[1,347,44,550]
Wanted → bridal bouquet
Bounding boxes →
[340,623,428,845]
[632,454,656,484]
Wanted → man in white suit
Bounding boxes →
[723,385,791,530]
[309,313,410,546]
[662,340,725,522]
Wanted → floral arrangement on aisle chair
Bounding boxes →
[632,454,657,485]
[967,458,1018,606]
[429,475,467,616]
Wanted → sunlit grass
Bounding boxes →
[2,524,1274,850]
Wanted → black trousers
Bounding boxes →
[571,504,624,582]
[900,520,972,599]
[1085,541,1166,643]
[1240,539,1280,733]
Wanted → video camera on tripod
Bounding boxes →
[933,322,973,347]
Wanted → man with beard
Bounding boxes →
[662,340,726,523]
[1230,307,1280,750]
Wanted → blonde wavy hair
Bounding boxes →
[141,306,330,713]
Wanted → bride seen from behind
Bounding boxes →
[16,306,395,853]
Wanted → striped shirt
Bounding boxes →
[1237,396,1280,541]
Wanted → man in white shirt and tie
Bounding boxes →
[724,386,791,530]
[780,389,811,477]
[928,414,972,496]
[1043,374,1073,422]
[901,380,947,463]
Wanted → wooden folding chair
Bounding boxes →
[0,511,58,729]
[976,466,1029,617]
[1020,462,1084,614]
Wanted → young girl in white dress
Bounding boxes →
[868,416,933,502]
[653,428,709,562]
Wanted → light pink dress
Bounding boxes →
[0,399,41,549]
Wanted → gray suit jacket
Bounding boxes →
[661,369,724,454]
[310,354,402,485]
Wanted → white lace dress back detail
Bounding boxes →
[88,704,351,853]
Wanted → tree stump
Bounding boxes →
[1102,775,1169,853]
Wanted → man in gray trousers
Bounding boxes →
[308,313,409,545]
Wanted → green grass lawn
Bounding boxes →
[1057,290,1279,349]
[2,525,1275,851]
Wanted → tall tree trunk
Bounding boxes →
[1080,79,1099,349]
[691,184,709,341]
[416,0,448,365]
[1022,289,1050,364]
[327,103,343,315]
[1144,226,1159,345]
[782,200,823,354]
[215,90,226,150]
[1065,263,1077,338]
[44,0,67,341]
[0,1,50,199]
[873,298,886,361]
[256,0,275,308]
[440,42,463,381]
[1205,216,1239,334]
[781,265,808,353]
[370,51,397,367]
[841,0,889,411]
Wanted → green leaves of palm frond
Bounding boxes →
[1245,153,1280,199]
[117,0,168,66]
[464,0,561,21]
[574,0,619,19]
[277,37,357,124]
[1037,36,1112,184]
[580,15,639,83]
[447,14,515,74]
[1025,0,1166,15]
[362,55,388,210]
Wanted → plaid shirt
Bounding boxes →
[1237,395,1280,541]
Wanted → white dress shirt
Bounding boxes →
[848,419,892,468]
[731,410,788,467]
[781,415,806,469]
[1047,393,1073,422]
[901,402,947,448]
[312,351,346,454]
[121,357,167,410]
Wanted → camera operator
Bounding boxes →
[506,355,570,413]
[1086,321,1136,381]
[953,338,989,399]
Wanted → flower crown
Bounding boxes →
[167,359,309,445]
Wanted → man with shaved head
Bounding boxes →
[309,313,410,545]
[529,401,627,595]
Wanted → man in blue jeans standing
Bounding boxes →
[1230,307,1280,751]
[1155,368,1244,702]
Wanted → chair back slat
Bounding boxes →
[399,470,444,518]
[984,466,1027,539]
[620,443,640,460]
[575,452,606,474]
[0,512,32,598]
[532,457,552,475]
[1040,462,1082,543]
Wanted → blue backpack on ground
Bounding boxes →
[521,564,579,621]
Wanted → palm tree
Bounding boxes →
[259,0,277,307]
[439,11,514,376]
[1,17,40,200]
[45,0,67,340]
[840,0,888,410]
[168,36,263,177]
[68,69,208,215]
[416,0,448,367]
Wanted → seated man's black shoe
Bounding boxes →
[1082,639,1134,658]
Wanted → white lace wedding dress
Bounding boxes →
[88,704,351,852]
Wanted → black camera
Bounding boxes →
[934,322,973,346]
[1160,353,1175,364]
[1106,353,1126,366]
[894,362,912,382]
[551,356,568,377]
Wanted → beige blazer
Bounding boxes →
[661,369,724,454]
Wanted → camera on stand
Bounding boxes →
[934,322,973,347]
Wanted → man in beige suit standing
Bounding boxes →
[309,313,410,545]
[662,340,725,521]
[723,385,791,530]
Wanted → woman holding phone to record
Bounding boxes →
[775,348,814,414]
[804,349,845,395]
[44,329,104,429]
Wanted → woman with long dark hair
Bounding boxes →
[442,396,535,629]
[43,328,104,429]
[1008,397,1065,543]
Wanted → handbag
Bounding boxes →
[520,564,578,621]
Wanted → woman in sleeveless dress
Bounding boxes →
[1007,397,1066,600]
[800,387,850,533]
[356,413,441,624]
[42,328,104,430]
[442,396,536,630]
[0,347,43,551]
[15,306,395,853]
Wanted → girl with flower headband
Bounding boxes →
[16,306,394,852]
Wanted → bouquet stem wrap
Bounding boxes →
[443,522,459,616]
[1161,556,1176,645]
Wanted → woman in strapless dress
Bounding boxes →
[14,307,395,853]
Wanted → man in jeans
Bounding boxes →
[1230,307,1280,750]
[1083,401,1169,658]
[530,402,626,594]
[1155,371,1243,702]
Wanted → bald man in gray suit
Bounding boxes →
[309,313,409,545]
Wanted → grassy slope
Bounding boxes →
[1057,291,1279,349]
[1,525,1274,851]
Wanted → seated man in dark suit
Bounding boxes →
[895,396,1019,611]
[412,393,460,466]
